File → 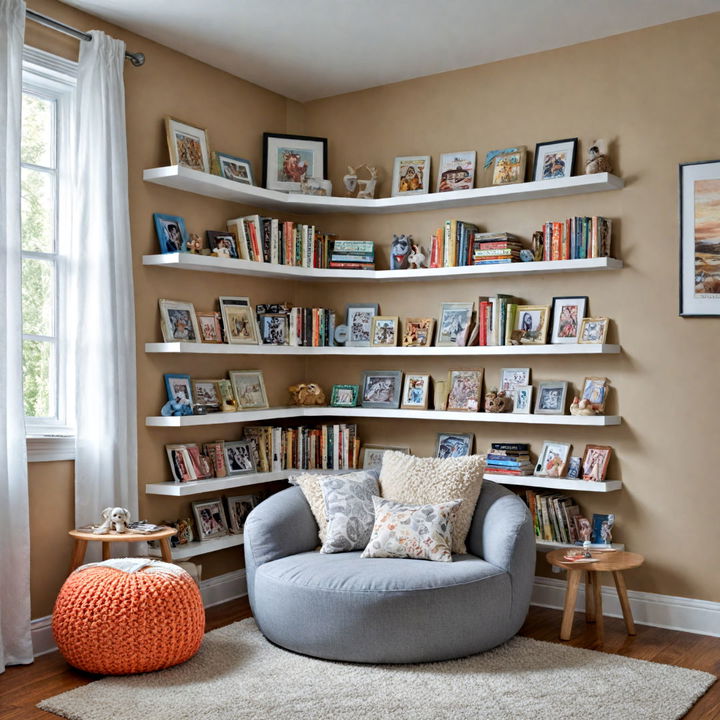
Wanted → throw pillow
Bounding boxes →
[292,470,378,542]
[319,473,379,553]
[378,451,484,554]
[361,496,462,562]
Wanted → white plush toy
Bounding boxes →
[93,506,131,534]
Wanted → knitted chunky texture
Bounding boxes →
[52,560,205,675]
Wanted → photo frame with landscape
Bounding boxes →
[532,138,578,182]
[550,296,587,344]
[534,441,572,478]
[360,370,402,408]
[582,444,613,482]
[212,151,253,185]
[158,299,201,343]
[346,304,379,346]
[191,498,229,541]
[437,151,476,192]
[534,381,568,415]
[165,116,210,173]
[229,370,269,410]
[262,132,328,192]
[402,318,435,347]
[391,155,431,196]
[400,373,430,410]
[446,369,483,412]
[153,213,189,253]
[435,432,473,459]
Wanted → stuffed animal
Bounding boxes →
[391,234,411,269]
[585,139,613,174]
[93,507,131,535]
[569,396,598,415]
[484,390,511,413]
[288,383,326,406]
[408,243,427,269]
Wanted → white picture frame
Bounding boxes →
[346,304,379,347]
[511,385,533,414]
[534,441,572,478]
[391,155,431,196]
[500,368,531,393]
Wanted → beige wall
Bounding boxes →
[25,3,720,618]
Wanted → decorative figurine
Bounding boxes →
[484,390,511,413]
[188,233,203,254]
[391,234,411,269]
[343,167,358,196]
[408,242,427,269]
[93,506,131,535]
[519,248,535,263]
[569,396,599,416]
[531,230,544,261]
[343,164,379,199]
[160,396,193,417]
[582,540,592,558]
[509,329,526,345]
[288,383,326,406]
[585,139,613,174]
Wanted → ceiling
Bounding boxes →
[62,0,720,101]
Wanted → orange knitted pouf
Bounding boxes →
[52,559,205,675]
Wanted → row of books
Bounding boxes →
[485,443,532,475]
[478,293,515,346]
[328,240,375,270]
[540,216,612,261]
[259,304,337,346]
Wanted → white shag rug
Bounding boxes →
[39,619,715,720]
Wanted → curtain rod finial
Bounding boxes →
[128,52,145,67]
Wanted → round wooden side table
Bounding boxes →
[546,549,645,643]
[68,527,176,573]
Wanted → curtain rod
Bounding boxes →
[26,8,145,66]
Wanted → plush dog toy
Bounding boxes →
[93,507,131,534]
[288,383,326,406]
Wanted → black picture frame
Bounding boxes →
[532,138,578,182]
[262,132,328,192]
[549,295,589,344]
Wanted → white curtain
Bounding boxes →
[0,0,33,671]
[72,32,138,538]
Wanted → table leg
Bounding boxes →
[560,570,581,641]
[69,539,88,573]
[613,570,636,636]
[102,542,111,562]
[593,572,604,643]
[159,537,173,563]
[585,572,595,623]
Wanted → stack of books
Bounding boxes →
[485,443,533,476]
[328,240,375,270]
[540,216,612,260]
[472,232,522,265]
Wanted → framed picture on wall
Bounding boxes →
[262,132,328,192]
[164,116,210,172]
[679,160,720,316]
[391,155,431,196]
[212,151,254,185]
[532,138,578,181]
[437,151,476,192]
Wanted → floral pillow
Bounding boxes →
[361,496,462,562]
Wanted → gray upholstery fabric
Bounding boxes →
[244,481,535,663]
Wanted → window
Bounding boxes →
[21,48,76,452]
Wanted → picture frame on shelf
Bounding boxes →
[534,441,572,478]
[217,379,236,410]
[164,373,193,412]
[346,304,379,346]
[578,317,609,344]
[550,296,588,344]
[679,160,720,316]
[511,385,533,414]
[153,213,189,253]
[534,381,568,415]
[591,513,615,545]
[224,440,257,476]
[360,370,403,409]
[500,368,531,393]
[191,379,223,413]
[191,498,229,541]
[165,444,196,483]
[370,316,399,347]
[196,311,223,344]
[582,444,612,482]
[400,373,431,410]
[164,116,210,173]
[226,494,258,534]
[206,230,239,259]
[532,138,578,181]
[514,305,550,344]
[566,456,582,479]
[158,299,201,343]
[436,302,474,346]
[446,369,484,412]
[330,384,360,408]
[219,296,258,345]
[481,146,527,186]
[437,151,476,192]
[362,445,410,472]
[391,155,431,196]
[184,444,213,480]
[262,132,328,193]
[581,376,609,412]
[402,318,435,347]
[435,432,473,459]
[211,151,254,185]
[229,370,269,410]
[258,313,289,345]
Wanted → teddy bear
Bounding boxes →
[93,507,131,534]
[484,390,511,413]
[288,383,326,406]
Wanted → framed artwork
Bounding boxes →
[391,155,431,196]
[512,385,533,414]
[219,296,258,345]
[400,373,430,410]
[191,498,229,541]
[360,370,402,408]
[591,513,615,545]
[153,213,189,253]
[262,132,328,192]
[582,376,608,412]
[436,302,473,346]
[437,151,476,192]
[164,373,193,409]
[534,381,568,415]
[370,316,399,347]
[680,160,720,316]
[582,444,613,482]
[212,151,253,185]
[500,367,531,393]
[532,138,578,181]
[550,296,587,344]
[362,445,410,472]
[258,313,289,345]
[181,444,213,480]
[165,444,196,483]
[226,494,257,533]
[514,305,550,344]
[224,440,257,476]
[191,379,222,413]
[196,311,223,344]
[534,441,572,478]
[402,318,435,347]
[346,304,379,346]
[330,384,360,408]
[578,317,609,344]
[482,146,527,186]
[446,369,483,412]
[158,299,200,343]
[566,456,582,479]
[206,231,239,259]
[229,370,269,410]
[165,116,210,172]
[435,432,473,459]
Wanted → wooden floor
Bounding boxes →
[1,600,717,719]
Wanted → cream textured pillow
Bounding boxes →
[379,451,484,554]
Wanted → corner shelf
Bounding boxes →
[143,252,623,282]
[145,341,621,357]
[149,533,244,560]
[483,473,622,492]
[146,406,621,427]
[143,165,624,215]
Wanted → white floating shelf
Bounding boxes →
[144,165,624,215]
[535,540,625,552]
[143,252,622,282]
[484,473,622,492]
[149,533,244,560]
[145,342,621,357]
[146,406,621,427]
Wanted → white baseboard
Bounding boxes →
[31,615,56,657]
[530,576,720,637]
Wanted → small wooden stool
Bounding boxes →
[68,527,176,573]
[546,549,645,643]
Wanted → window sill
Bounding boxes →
[26,436,75,462]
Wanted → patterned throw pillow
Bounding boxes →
[379,452,484,554]
[319,473,380,553]
[361,496,462,562]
